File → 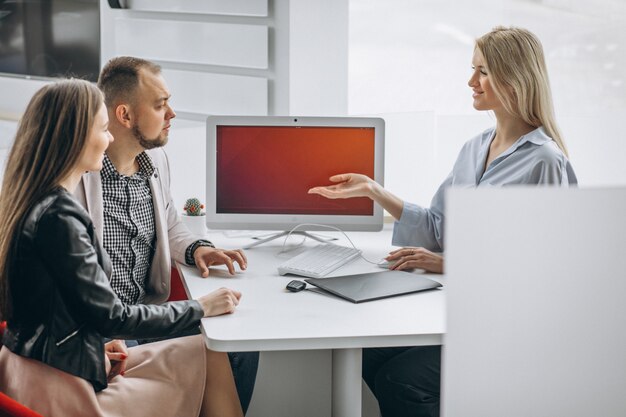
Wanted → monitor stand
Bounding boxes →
[243,231,338,249]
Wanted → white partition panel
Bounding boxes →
[561,111,626,186]
[0,77,51,120]
[114,18,268,69]
[444,187,626,417]
[162,69,267,116]
[125,0,268,16]
[371,112,436,206]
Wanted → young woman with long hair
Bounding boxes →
[0,79,243,417]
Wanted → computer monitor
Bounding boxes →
[206,116,385,239]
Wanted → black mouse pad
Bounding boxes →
[305,270,442,303]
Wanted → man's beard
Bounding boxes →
[132,124,169,150]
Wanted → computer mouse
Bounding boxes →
[376,260,392,269]
[286,280,307,292]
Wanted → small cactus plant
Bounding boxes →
[183,198,205,216]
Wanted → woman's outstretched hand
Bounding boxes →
[386,247,444,274]
[197,287,242,317]
[308,173,375,200]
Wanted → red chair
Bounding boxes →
[0,392,43,417]
[168,267,189,302]
[0,322,44,417]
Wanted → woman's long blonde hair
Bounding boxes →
[476,26,568,157]
[0,79,102,321]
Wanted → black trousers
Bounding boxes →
[134,326,259,415]
[362,345,441,417]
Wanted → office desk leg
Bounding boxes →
[332,348,362,417]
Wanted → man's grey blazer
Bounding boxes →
[74,148,198,304]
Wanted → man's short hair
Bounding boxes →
[97,56,161,108]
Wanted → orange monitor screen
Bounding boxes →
[216,126,375,215]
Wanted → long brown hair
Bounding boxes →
[0,79,103,321]
[476,26,568,157]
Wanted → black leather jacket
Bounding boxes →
[2,188,204,391]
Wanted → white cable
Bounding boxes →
[280,223,381,264]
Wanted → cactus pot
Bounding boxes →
[181,213,207,237]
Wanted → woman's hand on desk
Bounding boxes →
[197,288,242,317]
[194,247,248,277]
[386,247,444,274]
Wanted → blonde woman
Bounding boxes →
[309,26,577,417]
[0,80,243,417]
[310,26,576,275]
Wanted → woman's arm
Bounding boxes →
[308,173,405,220]
[36,208,239,339]
[310,172,448,251]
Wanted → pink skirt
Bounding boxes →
[0,335,207,417]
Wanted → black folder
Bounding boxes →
[305,270,442,303]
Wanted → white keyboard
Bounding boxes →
[277,243,362,278]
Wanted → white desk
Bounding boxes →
[177,224,445,417]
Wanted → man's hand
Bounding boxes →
[386,247,444,274]
[104,339,129,380]
[193,246,247,277]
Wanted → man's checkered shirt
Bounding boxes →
[101,153,156,305]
